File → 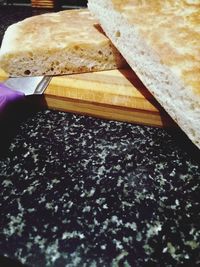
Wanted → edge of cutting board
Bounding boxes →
[0,68,175,127]
[44,94,173,127]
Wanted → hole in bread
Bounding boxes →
[24,70,31,75]
[115,30,121,37]
[51,67,54,71]
[74,45,79,50]
[98,50,103,55]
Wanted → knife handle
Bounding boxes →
[0,83,25,115]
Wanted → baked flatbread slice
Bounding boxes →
[0,9,126,77]
[88,0,200,149]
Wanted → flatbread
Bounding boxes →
[88,0,200,149]
[0,9,126,77]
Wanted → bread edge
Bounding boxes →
[88,0,200,149]
[0,10,127,77]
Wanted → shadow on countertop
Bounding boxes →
[0,96,46,158]
[0,256,28,267]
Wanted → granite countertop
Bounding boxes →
[0,6,200,267]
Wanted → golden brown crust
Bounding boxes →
[2,9,109,52]
[111,0,200,95]
[0,9,125,76]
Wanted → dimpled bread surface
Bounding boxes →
[0,9,126,77]
[112,0,200,96]
[88,0,200,148]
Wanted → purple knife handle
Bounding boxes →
[0,83,25,114]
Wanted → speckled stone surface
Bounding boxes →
[1,109,200,267]
[0,6,200,267]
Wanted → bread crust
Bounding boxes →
[0,9,126,76]
[88,0,200,148]
[112,0,200,96]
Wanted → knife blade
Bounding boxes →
[0,76,51,114]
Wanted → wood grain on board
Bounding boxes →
[0,68,174,127]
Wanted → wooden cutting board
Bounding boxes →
[0,68,174,127]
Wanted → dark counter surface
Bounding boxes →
[0,6,200,267]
